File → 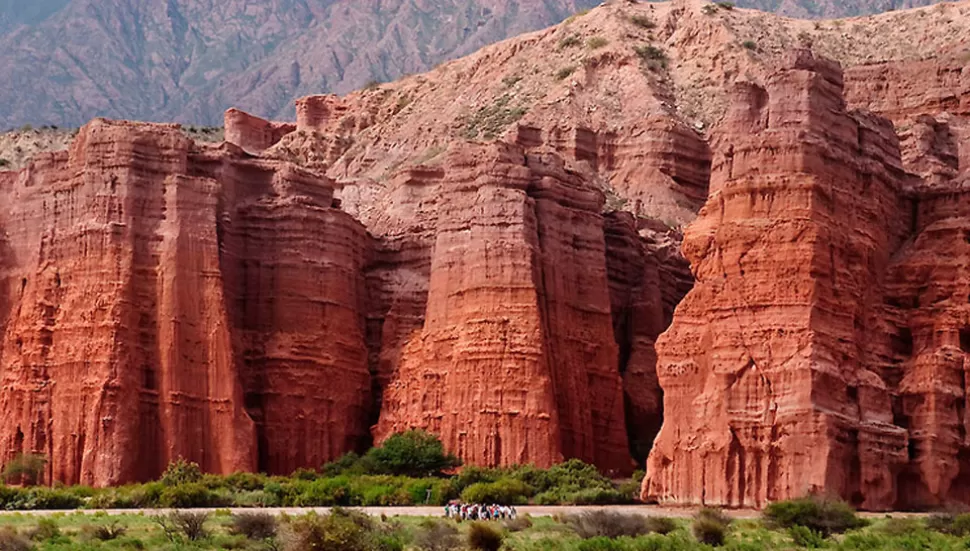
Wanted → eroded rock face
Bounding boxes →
[644,50,970,510]
[224,108,296,154]
[372,143,632,472]
[0,119,372,484]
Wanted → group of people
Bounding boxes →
[444,502,518,522]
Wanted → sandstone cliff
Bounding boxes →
[643,49,970,510]
[0,119,372,484]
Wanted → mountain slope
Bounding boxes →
[0,0,947,128]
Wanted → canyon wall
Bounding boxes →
[0,119,372,484]
[644,50,970,510]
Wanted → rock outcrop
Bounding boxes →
[372,143,632,473]
[644,50,970,510]
[0,119,372,485]
[224,109,296,154]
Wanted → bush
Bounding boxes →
[644,516,678,535]
[503,516,533,532]
[586,36,608,49]
[742,40,757,50]
[567,511,649,539]
[171,511,210,541]
[0,528,30,551]
[23,488,83,510]
[88,520,127,541]
[26,519,59,542]
[926,511,970,536]
[558,34,581,49]
[413,519,461,551]
[578,537,624,551]
[877,517,923,536]
[283,508,376,551]
[461,479,533,505]
[159,483,222,508]
[324,453,363,477]
[364,431,460,478]
[789,525,826,548]
[629,15,656,29]
[2,454,47,486]
[692,508,730,547]
[231,512,277,540]
[160,458,203,487]
[763,496,866,536]
[467,522,503,551]
[555,66,577,80]
[716,1,735,8]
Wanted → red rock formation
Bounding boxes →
[0,119,372,484]
[373,143,631,473]
[224,108,296,154]
[644,51,917,510]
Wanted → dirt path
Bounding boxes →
[0,505,921,519]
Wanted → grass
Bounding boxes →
[459,94,528,140]
[0,511,967,550]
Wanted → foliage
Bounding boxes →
[763,496,867,536]
[461,479,533,505]
[702,4,719,15]
[716,1,736,8]
[587,36,609,49]
[413,519,461,551]
[555,66,577,80]
[160,510,210,541]
[629,16,656,29]
[159,482,224,508]
[88,520,127,541]
[26,518,59,542]
[692,508,731,547]
[789,525,826,548]
[282,508,377,551]
[459,95,529,140]
[2,454,47,486]
[504,515,533,532]
[160,458,203,487]
[634,45,668,70]
[643,517,678,535]
[558,34,581,49]
[567,511,650,539]
[467,522,504,551]
[0,528,30,551]
[231,511,277,540]
[578,537,624,551]
[926,511,970,536]
[742,40,757,50]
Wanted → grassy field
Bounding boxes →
[0,507,968,550]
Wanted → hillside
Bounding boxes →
[0,0,947,129]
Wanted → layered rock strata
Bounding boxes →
[0,119,372,484]
[372,143,632,473]
[644,50,970,510]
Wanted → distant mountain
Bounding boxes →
[0,0,945,128]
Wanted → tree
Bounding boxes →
[364,431,460,477]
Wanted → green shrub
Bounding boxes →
[0,527,30,551]
[231,512,277,540]
[586,36,609,49]
[26,518,59,542]
[702,4,718,14]
[467,522,503,551]
[24,488,83,510]
[629,15,656,29]
[742,40,757,50]
[635,45,667,70]
[716,1,735,8]
[926,511,970,536]
[159,482,222,508]
[364,431,460,477]
[578,537,624,551]
[283,509,380,551]
[877,517,923,536]
[644,516,678,535]
[89,520,127,541]
[789,525,826,548]
[413,519,461,551]
[567,511,649,539]
[692,508,730,547]
[323,452,363,477]
[461,479,533,505]
[160,458,203,487]
[763,496,866,536]
[2,454,47,486]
